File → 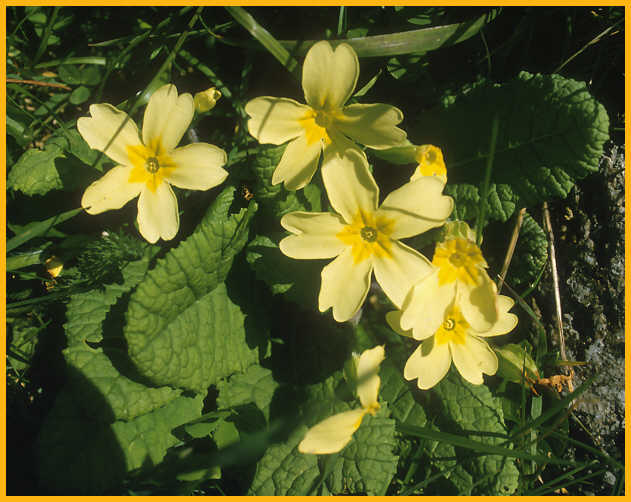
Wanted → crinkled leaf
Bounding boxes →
[38,390,203,495]
[8,144,66,196]
[249,144,322,219]
[217,364,279,422]
[510,212,547,288]
[379,361,427,426]
[433,372,519,495]
[323,411,398,496]
[124,186,257,388]
[248,425,320,496]
[245,234,321,310]
[63,345,181,422]
[415,72,609,224]
[444,182,518,223]
[127,282,260,392]
[250,373,398,495]
[65,248,155,346]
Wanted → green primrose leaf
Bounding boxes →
[63,345,182,422]
[38,390,203,494]
[8,144,66,196]
[415,72,609,225]
[248,425,320,496]
[433,371,520,495]
[245,234,321,310]
[510,212,548,288]
[64,247,156,346]
[126,282,260,393]
[124,187,258,391]
[69,85,91,105]
[217,365,279,423]
[249,144,322,219]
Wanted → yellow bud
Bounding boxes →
[194,87,221,113]
[45,256,64,278]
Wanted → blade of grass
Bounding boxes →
[6,207,82,253]
[475,113,499,244]
[34,56,107,68]
[224,6,299,80]
[280,9,500,57]
[32,7,60,65]
[530,466,610,495]
[397,423,578,466]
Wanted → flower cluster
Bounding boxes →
[75,40,518,457]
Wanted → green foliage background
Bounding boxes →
[6,5,624,496]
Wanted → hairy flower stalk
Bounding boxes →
[279,150,453,322]
[78,84,228,243]
[245,40,407,190]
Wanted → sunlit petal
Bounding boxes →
[279,212,347,259]
[81,165,142,214]
[400,269,456,340]
[298,408,366,454]
[475,295,518,338]
[451,335,498,385]
[385,310,414,338]
[378,177,454,239]
[137,182,179,243]
[321,148,378,223]
[165,143,228,190]
[319,248,372,322]
[372,241,433,309]
[142,84,194,152]
[77,104,141,166]
[302,41,358,110]
[336,103,406,149]
[357,345,385,408]
[404,337,451,390]
[458,274,498,332]
[272,134,322,190]
[245,97,310,144]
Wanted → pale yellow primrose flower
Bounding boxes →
[398,237,499,337]
[410,144,447,184]
[78,84,228,243]
[245,40,407,190]
[279,149,453,322]
[299,345,385,454]
[387,296,517,389]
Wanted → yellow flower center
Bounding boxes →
[126,137,176,193]
[415,145,446,178]
[336,210,395,264]
[433,238,486,285]
[299,108,337,146]
[435,305,469,345]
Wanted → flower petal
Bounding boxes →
[378,177,454,239]
[457,273,498,332]
[404,337,451,390]
[142,84,194,152]
[357,345,385,409]
[272,134,322,190]
[321,148,378,223]
[372,240,433,309]
[451,335,498,385]
[245,97,311,144]
[302,41,358,110]
[399,269,456,340]
[164,143,228,191]
[385,310,413,338]
[77,104,141,166]
[279,212,347,259]
[137,182,179,243]
[81,165,142,214]
[336,103,406,149]
[298,408,366,454]
[475,295,518,337]
[319,247,373,322]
